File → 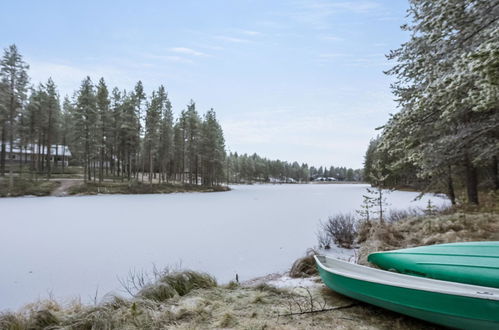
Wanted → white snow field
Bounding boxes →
[0,184,448,310]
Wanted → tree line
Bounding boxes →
[0,44,226,187]
[364,0,499,205]
[226,153,362,183]
[0,44,362,190]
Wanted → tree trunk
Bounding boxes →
[54,143,59,171]
[85,136,90,182]
[465,154,479,205]
[99,142,104,183]
[46,109,52,179]
[1,122,6,176]
[149,144,153,185]
[8,93,16,192]
[447,165,456,205]
[195,154,199,185]
[61,145,66,174]
[493,156,499,191]
[36,134,42,174]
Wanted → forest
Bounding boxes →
[363,0,499,205]
[0,45,361,194]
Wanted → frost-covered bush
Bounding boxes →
[320,213,357,249]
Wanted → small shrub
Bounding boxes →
[316,229,331,249]
[356,219,372,243]
[386,208,420,223]
[321,213,357,248]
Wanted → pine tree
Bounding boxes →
[371,0,499,204]
[200,109,226,186]
[75,77,97,182]
[110,87,122,177]
[60,96,74,173]
[133,81,145,179]
[173,115,186,183]
[43,78,60,178]
[120,91,139,180]
[158,87,174,183]
[96,78,110,182]
[183,101,201,184]
[0,44,29,192]
[144,87,163,184]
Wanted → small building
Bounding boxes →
[313,176,337,182]
[2,141,72,166]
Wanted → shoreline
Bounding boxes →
[0,178,231,198]
[1,208,497,328]
[0,179,369,198]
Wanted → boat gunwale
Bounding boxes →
[369,251,499,259]
[315,255,499,301]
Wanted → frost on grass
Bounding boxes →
[357,212,499,265]
[0,268,438,330]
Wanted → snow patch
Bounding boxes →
[267,275,320,288]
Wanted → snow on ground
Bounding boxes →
[267,275,320,288]
[244,246,357,289]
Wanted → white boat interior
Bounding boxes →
[315,255,499,301]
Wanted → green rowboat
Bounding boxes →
[368,242,499,288]
[315,255,499,329]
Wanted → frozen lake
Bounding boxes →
[0,184,448,311]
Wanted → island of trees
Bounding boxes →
[0,45,362,196]
[363,0,498,205]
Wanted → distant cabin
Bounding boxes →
[2,141,72,166]
[313,176,337,182]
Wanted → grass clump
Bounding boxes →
[137,271,217,302]
[0,177,59,197]
[218,312,237,328]
[0,270,442,330]
[0,312,28,330]
[289,249,318,278]
[358,211,499,265]
[69,181,229,195]
[254,283,287,295]
[225,281,240,290]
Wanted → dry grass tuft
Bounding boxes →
[218,312,237,328]
[289,249,318,278]
[358,211,499,265]
[254,283,287,295]
[137,270,217,302]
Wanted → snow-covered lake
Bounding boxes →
[0,184,448,311]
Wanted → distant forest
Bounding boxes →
[363,0,499,205]
[0,45,361,188]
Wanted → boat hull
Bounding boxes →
[368,242,499,288]
[316,256,499,330]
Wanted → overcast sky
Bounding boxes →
[1,0,410,169]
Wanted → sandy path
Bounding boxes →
[51,179,82,196]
